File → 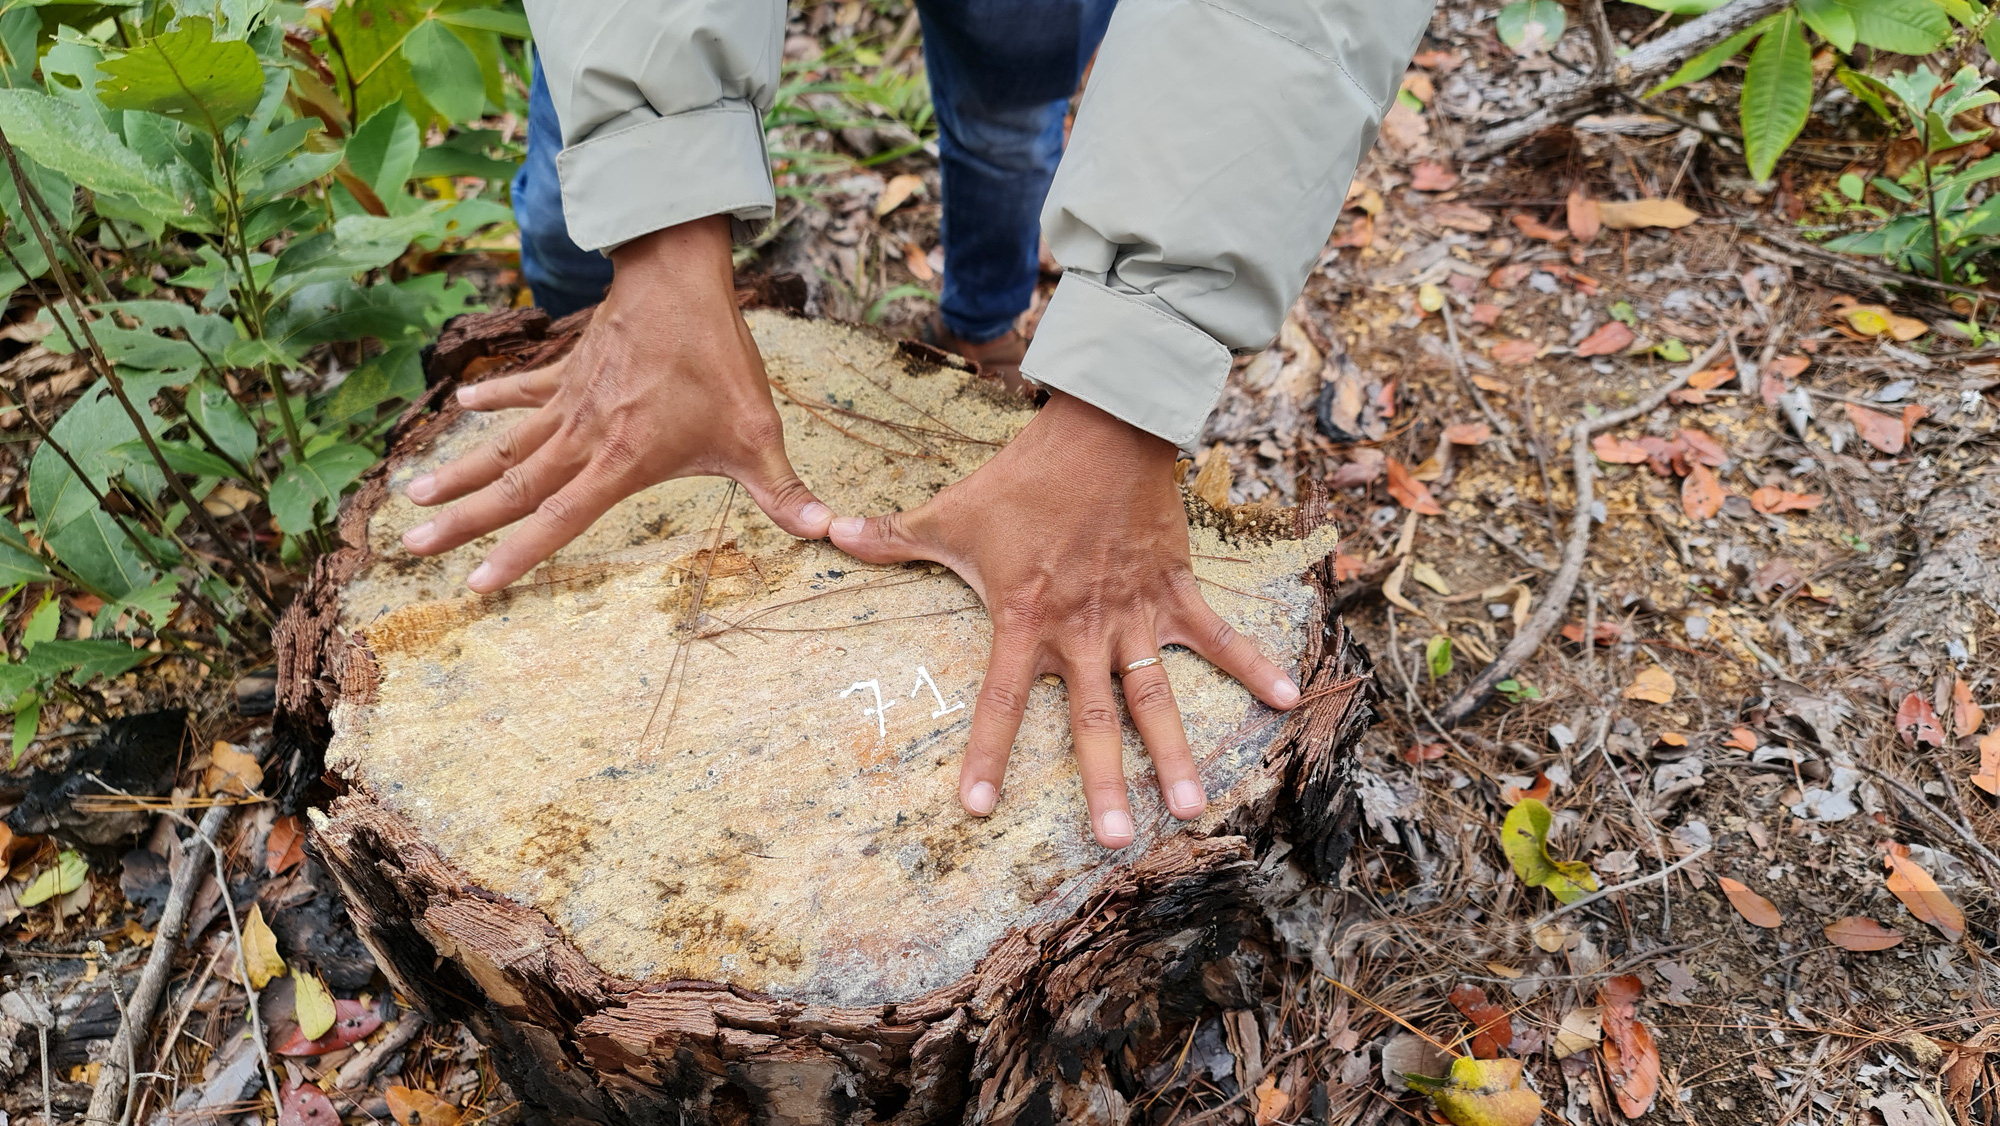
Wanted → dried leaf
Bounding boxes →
[1598,975,1660,1118]
[1680,463,1724,520]
[1622,666,1675,704]
[294,972,337,1042]
[1884,852,1965,940]
[1723,727,1759,752]
[267,815,305,876]
[1252,1076,1288,1126]
[1840,304,1928,341]
[1509,211,1567,242]
[1900,403,1928,442]
[1950,678,1983,738]
[1561,621,1624,646]
[279,1082,340,1126]
[1193,444,1232,510]
[1575,321,1635,357]
[1773,354,1810,379]
[1686,366,1734,390]
[1447,984,1514,1059]
[902,241,933,282]
[1718,877,1783,928]
[1488,263,1532,290]
[874,172,922,216]
[1501,798,1599,903]
[1404,741,1447,763]
[1404,1057,1543,1126]
[1846,403,1907,455]
[1973,730,2000,796]
[1592,434,1650,464]
[1413,161,1461,191]
[242,903,287,990]
[1387,457,1446,516]
[1430,202,1493,232]
[1444,422,1492,445]
[1490,338,1541,366]
[1677,427,1726,466]
[1470,302,1502,325]
[1412,562,1453,596]
[1597,198,1699,230]
[1823,916,1905,951]
[1896,691,1946,749]
[205,741,263,798]
[1501,772,1553,804]
[1750,487,1824,514]
[1470,373,1512,393]
[1567,187,1601,242]
[386,1087,463,1126]
[1551,1006,1603,1057]
[275,999,383,1057]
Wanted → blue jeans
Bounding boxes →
[514,0,1117,339]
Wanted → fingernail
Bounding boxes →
[1171,780,1206,815]
[455,386,479,406]
[801,502,832,531]
[1272,677,1301,708]
[831,516,865,538]
[966,781,997,815]
[402,522,435,551]
[407,473,435,503]
[467,562,496,591]
[1098,809,1133,845]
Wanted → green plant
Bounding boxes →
[0,1,527,754]
[1494,678,1544,705]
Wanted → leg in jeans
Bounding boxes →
[513,53,615,318]
[916,0,1117,346]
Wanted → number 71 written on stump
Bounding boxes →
[840,666,965,739]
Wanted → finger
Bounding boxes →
[736,443,834,540]
[1064,664,1134,849]
[456,357,567,412]
[1117,649,1205,819]
[404,406,563,508]
[960,633,1039,818]
[829,508,935,567]
[462,463,636,592]
[400,435,583,559]
[1165,597,1301,711]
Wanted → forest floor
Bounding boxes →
[3,2,1998,1126]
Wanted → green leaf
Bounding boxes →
[0,520,49,586]
[0,89,183,217]
[1836,0,1950,54]
[1986,17,2000,63]
[435,7,531,37]
[1647,16,1772,96]
[43,506,163,600]
[0,8,40,89]
[1740,10,1812,182]
[18,849,86,907]
[343,102,421,205]
[1797,0,1857,51]
[1496,0,1566,51]
[268,443,374,534]
[188,380,260,467]
[400,19,484,124]
[1619,0,1727,12]
[28,372,180,536]
[111,438,239,481]
[1500,799,1599,904]
[1425,635,1453,680]
[25,639,148,683]
[95,17,266,135]
[1654,337,1690,362]
[10,694,37,765]
[322,340,424,422]
[21,595,57,649]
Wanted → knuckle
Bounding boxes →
[1071,698,1121,733]
[979,679,1029,717]
[1126,675,1176,714]
[537,489,581,528]
[494,464,534,508]
[1204,617,1241,653]
[489,426,524,467]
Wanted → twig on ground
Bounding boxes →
[1436,336,1730,726]
[1440,299,1519,464]
[334,1014,427,1092]
[1858,764,2000,884]
[1175,1035,1325,1126]
[205,825,283,1117]
[1528,844,1714,929]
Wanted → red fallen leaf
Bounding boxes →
[1333,551,1368,582]
[1685,366,1733,390]
[1773,354,1810,379]
[1404,742,1446,763]
[1973,730,2000,796]
[1470,302,1502,326]
[279,1082,340,1126]
[1386,457,1445,515]
[1751,558,1804,597]
[1760,371,1787,407]
[1488,263,1532,290]
[1896,691,1946,749]
[1557,265,1603,296]
[68,593,105,615]
[1501,772,1553,804]
[1723,727,1759,752]
[1561,621,1625,646]
[1491,338,1540,365]
[1666,388,1709,405]
[1677,427,1726,466]
[1846,402,1906,455]
[1951,678,1983,739]
[1376,378,1398,419]
[1598,975,1660,1118]
[1718,877,1784,928]
[1447,983,1515,1059]
[1510,211,1567,242]
[1638,434,1681,476]
[1823,916,1905,952]
[1329,214,1374,249]
[274,1001,382,1056]
[267,815,305,876]
[1750,487,1824,514]
[1884,850,1965,940]
[1681,463,1724,520]
[1327,459,1384,489]
[1443,422,1492,445]
[1591,433,1650,464]
[1566,188,1601,242]
[1412,161,1460,191]
[1575,321,1635,357]
[1901,403,1928,444]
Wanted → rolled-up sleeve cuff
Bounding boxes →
[554,100,774,252]
[1019,273,1231,451]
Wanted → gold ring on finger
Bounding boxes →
[1120,656,1162,675]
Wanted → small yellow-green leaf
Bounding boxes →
[1426,635,1454,680]
[18,849,86,907]
[242,903,288,990]
[1501,799,1599,904]
[295,971,336,1041]
[1405,1057,1544,1126]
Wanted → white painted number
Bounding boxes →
[839,666,964,737]
[839,680,895,739]
[911,665,965,719]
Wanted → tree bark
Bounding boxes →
[279,307,1376,1125]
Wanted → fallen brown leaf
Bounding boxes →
[1566,187,1601,242]
[1443,422,1492,445]
[1686,366,1734,390]
[1413,161,1461,191]
[1431,202,1494,233]
[1974,730,2000,796]
[386,1087,463,1126]
[205,742,263,798]
[1681,463,1724,520]
[1749,486,1824,514]
[1823,916,1905,952]
[1387,457,1446,515]
[1772,354,1810,379]
[1896,691,1946,749]
[1597,198,1699,229]
[1470,302,1502,325]
[1447,983,1514,1059]
[1884,851,1965,940]
[1470,373,1512,392]
[1950,678,1983,737]
[1490,338,1540,365]
[1488,263,1532,290]
[1509,211,1566,242]
[1575,321,1635,357]
[1723,727,1758,752]
[1252,1075,1288,1126]
[1329,213,1374,249]
[1677,427,1726,466]
[902,241,933,281]
[1598,975,1660,1118]
[1561,621,1625,646]
[1718,877,1783,928]
[874,172,922,217]
[1501,772,1553,805]
[1193,444,1232,510]
[1591,433,1650,464]
[1622,666,1675,704]
[267,815,306,876]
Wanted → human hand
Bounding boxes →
[829,391,1300,848]
[399,216,833,590]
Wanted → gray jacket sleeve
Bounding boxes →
[522,1,783,251]
[1021,0,1434,450]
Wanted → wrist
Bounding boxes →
[608,214,734,292]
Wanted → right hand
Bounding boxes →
[399,215,833,591]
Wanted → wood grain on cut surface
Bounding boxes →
[323,310,1337,1005]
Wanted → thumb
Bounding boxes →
[829,508,931,566]
[738,454,835,540]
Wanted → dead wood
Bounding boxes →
[281,308,1376,1125]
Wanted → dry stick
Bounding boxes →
[206,835,282,1118]
[0,127,281,618]
[1435,336,1729,727]
[1527,843,1714,930]
[83,803,230,1126]
[1439,299,1518,464]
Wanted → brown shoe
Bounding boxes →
[922,315,1036,399]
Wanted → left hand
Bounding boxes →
[830,391,1300,848]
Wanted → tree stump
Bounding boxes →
[276,306,1375,1126]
